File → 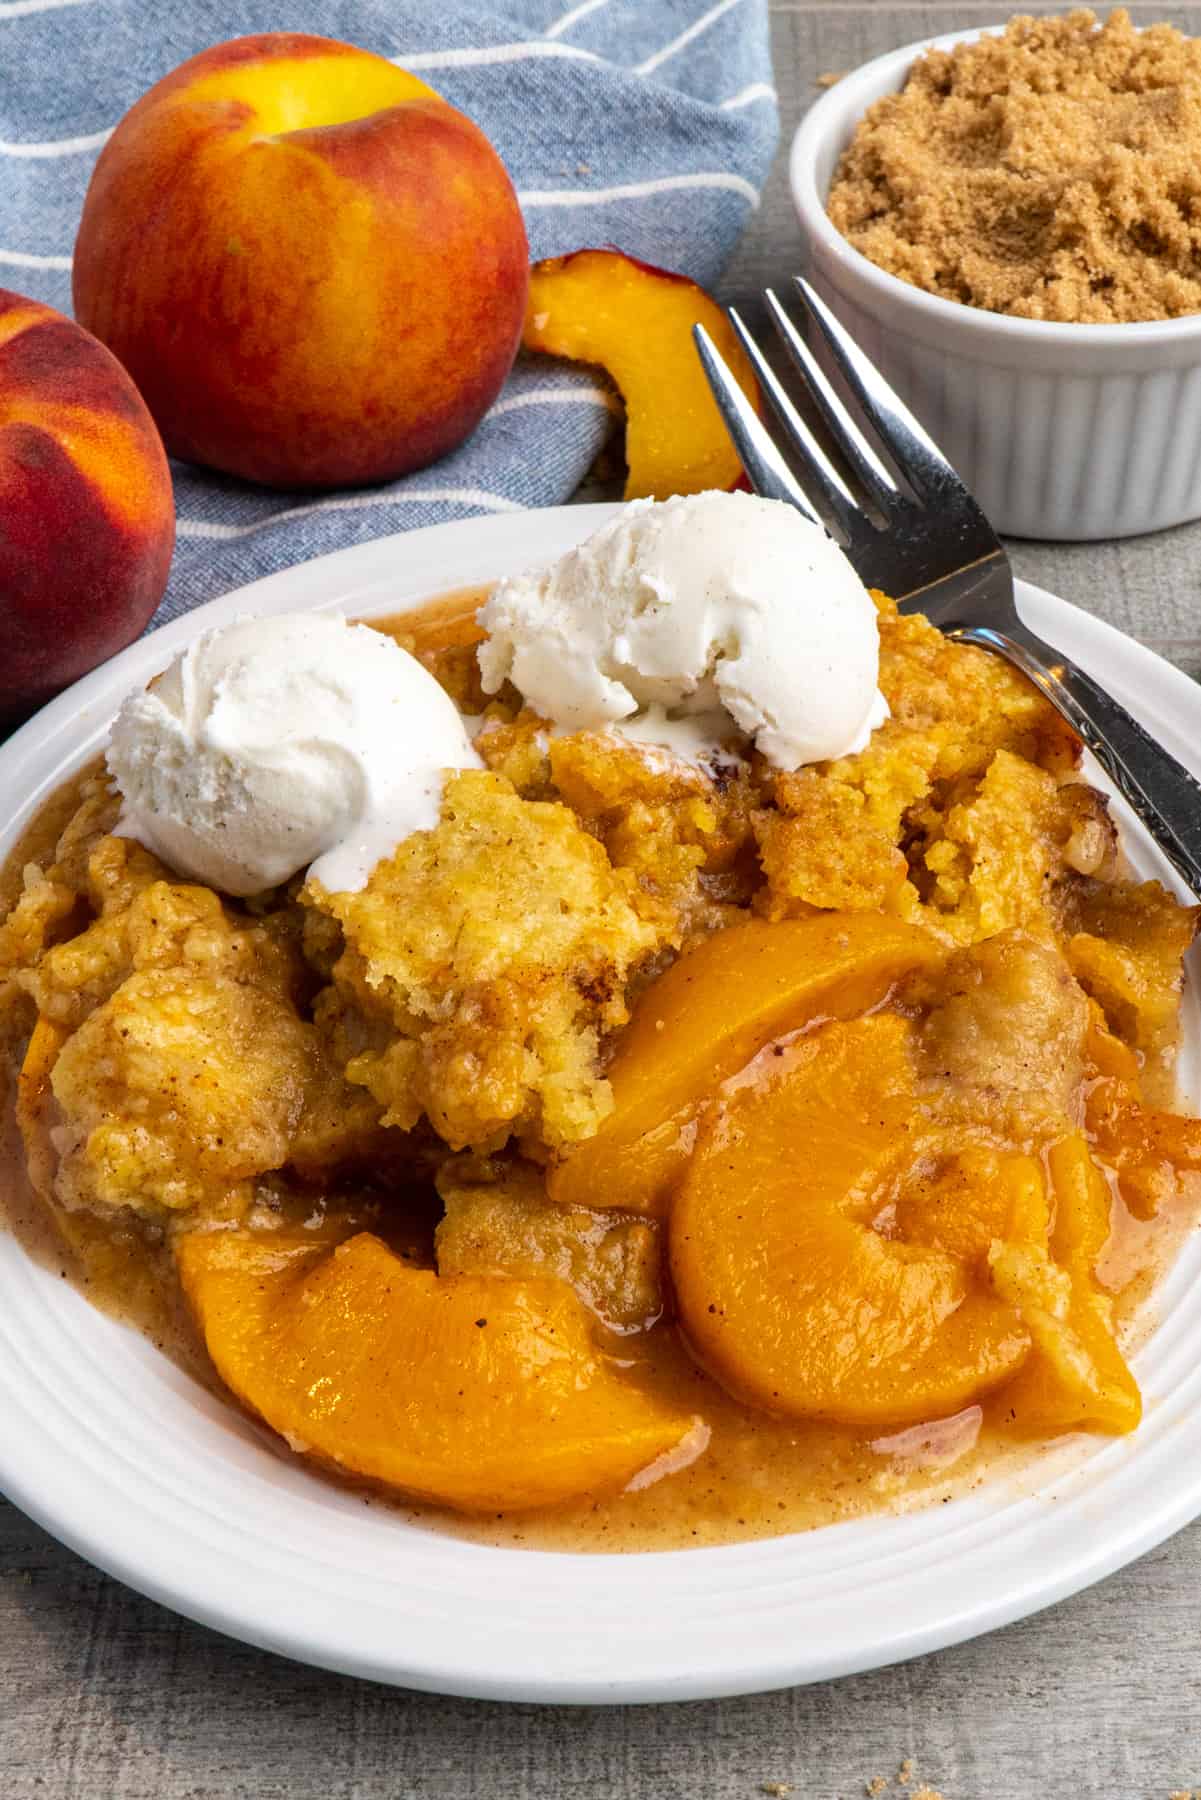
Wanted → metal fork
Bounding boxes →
[694,277,1201,899]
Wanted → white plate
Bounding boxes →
[1,506,1199,1704]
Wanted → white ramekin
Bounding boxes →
[790,27,1201,542]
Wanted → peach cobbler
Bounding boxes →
[1,495,1199,1549]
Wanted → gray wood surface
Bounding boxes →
[5,4,1201,1795]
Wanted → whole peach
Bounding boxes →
[0,291,174,728]
[73,34,530,490]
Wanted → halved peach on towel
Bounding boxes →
[523,248,759,499]
[177,1229,696,1511]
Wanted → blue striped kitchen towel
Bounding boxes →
[0,0,778,626]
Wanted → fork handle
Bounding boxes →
[948,623,1201,900]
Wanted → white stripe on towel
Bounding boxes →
[634,0,745,78]
[0,126,111,157]
[0,247,72,269]
[0,0,95,17]
[544,0,609,39]
[401,40,599,71]
[485,385,620,420]
[720,81,777,110]
[176,488,526,542]
[519,169,759,209]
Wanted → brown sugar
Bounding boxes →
[826,9,1201,323]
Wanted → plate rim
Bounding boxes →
[1,504,1200,1705]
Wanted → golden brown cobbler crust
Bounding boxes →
[0,594,1193,1232]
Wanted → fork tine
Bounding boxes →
[763,288,899,514]
[792,277,956,500]
[724,305,863,544]
[692,323,822,528]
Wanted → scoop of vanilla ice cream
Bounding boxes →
[107,612,481,896]
[477,492,888,768]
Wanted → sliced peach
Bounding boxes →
[549,915,944,1217]
[1063,879,1197,1062]
[1083,1002,1142,1089]
[670,1014,1030,1428]
[896,1148,1050,1270]
[1087,1088,1182,1220]
[990,1136,1141,1435]
[177,1229,695,1512]
[523,249,758,500]
[16,1015,69,1204]
[1083,1003,1201,1219]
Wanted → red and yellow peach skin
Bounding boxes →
[0,290,174,726]
[73,34,530,490]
